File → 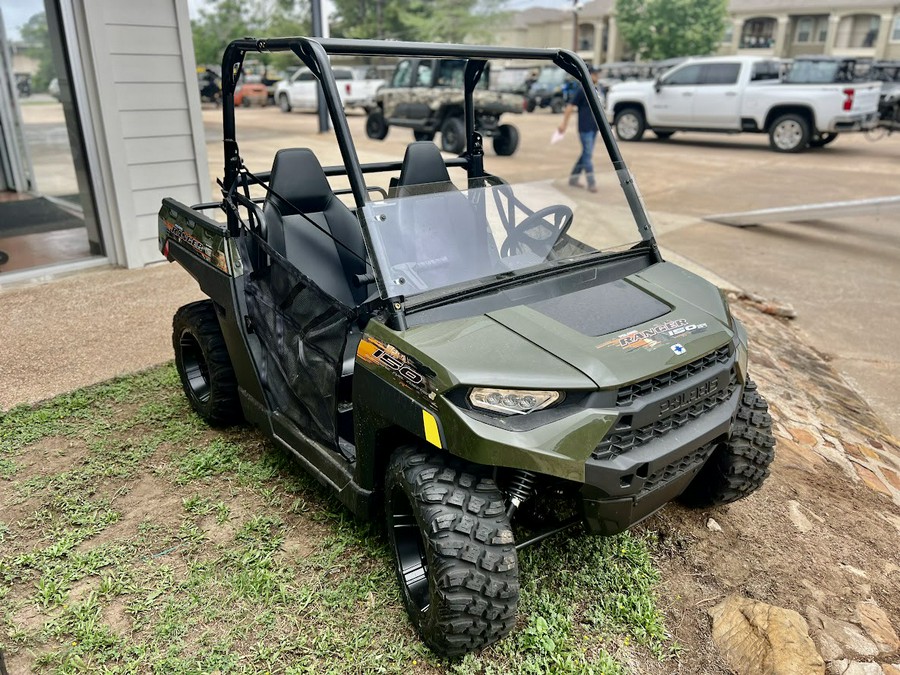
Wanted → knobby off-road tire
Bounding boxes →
[385,446,519,657]
[440,116,466,154]
[366,110,389,140]
[492,124,519,156]
[679,379,775,508]
[173,301,242,427]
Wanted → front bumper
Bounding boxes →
[829,111,879,132]
[579,384,740,535]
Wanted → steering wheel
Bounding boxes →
[500,205,574,259]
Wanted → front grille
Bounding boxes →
[616,344,731,407]
[638,442,716,496]
[592,370,738,461]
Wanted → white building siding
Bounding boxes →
[76,0,209,268]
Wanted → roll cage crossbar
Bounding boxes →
[218,37,657,325]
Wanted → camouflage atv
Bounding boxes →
[160,36,776,657]
[365,57,523,155]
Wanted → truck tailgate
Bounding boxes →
[849,82,882,114]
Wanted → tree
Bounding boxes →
[614,0,728,61]
[329,0,506,43]
[191,0,309,69]
[19,12,55,92]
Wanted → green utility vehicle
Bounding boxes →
[160,37,775,657]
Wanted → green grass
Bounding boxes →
[0,365,677,674]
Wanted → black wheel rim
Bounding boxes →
[180,331,211,404]
[389,484,430,613]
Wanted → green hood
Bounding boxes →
[391,262,734,393]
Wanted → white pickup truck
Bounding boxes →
[606,56,881,152]
[275,67,385,113]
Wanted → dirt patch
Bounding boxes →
[644,301,900,673]
[89,473,186,547]
[103,596,133,635]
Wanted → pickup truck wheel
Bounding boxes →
[810,132,838,148]
[365,110,389,140]
[525,98,536,113]
[614,108,645,142]
[414,130,435,142]
[492,124,519,156]
[173,301,242,427]
[385,445,519,657]
[278,93,291,113]
[678,379,775,507]
[440,116,466,154]
[550,96,564,114]
[769,114,810,152]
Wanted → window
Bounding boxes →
[297,70,316,82]
[392,60,413,87]
[663,64,704,85]
[740,17,777,49]
[751,61,781,81]
[333,69,353,80]
[836,14,881,49]
[702,63,741,84]
[796,17,813,43]
[892,15,900,42]
[415,61,433,86]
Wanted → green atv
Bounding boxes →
[159,36,775,657]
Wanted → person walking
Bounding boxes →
[557,67,601,192]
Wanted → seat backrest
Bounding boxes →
[396,141,457,196]
[262,148,368,307]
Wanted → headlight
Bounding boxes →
[468,388,561,415]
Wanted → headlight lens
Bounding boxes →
[468,388,561,415]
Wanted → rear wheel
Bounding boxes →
[173,301,241,426]
[278,93,291,113]
[614,107,645,142]
[768,114,810,152]
[525,98,536,113]
[492,124,519,156]
[440,116,466,154]
[366,110,389,140]
[385,446,519,657]
[550,96,564,114]
[679,379,775,507]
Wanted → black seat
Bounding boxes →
[262,148,370,376]
[263,148,368,308]
[396,141,457,195]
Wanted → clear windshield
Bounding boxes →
[361,177,642,300]
[784,61,841,84]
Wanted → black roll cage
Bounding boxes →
[218,37,657,324]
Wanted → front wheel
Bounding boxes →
[278,93,291,113]
[173,301,242,426]
[768,114,810,152]
[365,110,389,140]
[492,124,519,156]
[385,446,519,657]
[614,107,646,142]
[679,379,776,507]
[550,96,565,114]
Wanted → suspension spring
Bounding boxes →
[505,470,537,518]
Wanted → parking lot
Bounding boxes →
[207,104,900,435]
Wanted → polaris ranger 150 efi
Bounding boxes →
[159,37,775,657]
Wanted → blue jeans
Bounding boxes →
[570,131,597,187]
